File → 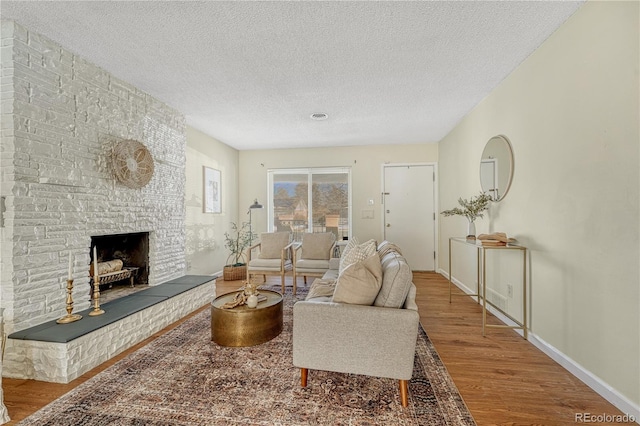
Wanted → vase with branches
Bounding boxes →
[224,222,254,266]
[441,193,493,239]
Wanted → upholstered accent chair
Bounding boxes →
[247,232,294,293]
[292,232,336,295]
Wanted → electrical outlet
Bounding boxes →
[507,284,513,298]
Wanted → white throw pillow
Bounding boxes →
[338,237,358,273]
[339,238,376,274]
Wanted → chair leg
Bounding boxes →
[301,368,308,387]
[399,379,409,407]
[281,273,285,294]
[304,275,307,285]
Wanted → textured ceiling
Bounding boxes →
[0,1,583,150]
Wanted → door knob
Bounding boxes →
[386,223,391,227]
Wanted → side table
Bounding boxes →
[211,289,283,347]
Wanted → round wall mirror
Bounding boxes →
[480,135,514,201]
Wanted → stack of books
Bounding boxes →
[477,232,515,247]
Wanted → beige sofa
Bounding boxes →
[292,240,419,407]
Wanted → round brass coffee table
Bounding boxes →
[210,290,283,347]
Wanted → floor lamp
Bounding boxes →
[248,199,263,244]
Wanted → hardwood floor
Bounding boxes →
[415,272,625,425]
[2,272,625,425]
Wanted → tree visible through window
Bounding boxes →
[268,168,350,241]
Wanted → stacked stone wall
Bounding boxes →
[0,21,187,333]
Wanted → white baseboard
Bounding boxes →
[437,269,639,422]
[527,333,639,422]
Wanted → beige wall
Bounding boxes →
[439,1,639,407]
[239,144,437,242]
[185,127,240,275]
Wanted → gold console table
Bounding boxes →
[448,237,528,339]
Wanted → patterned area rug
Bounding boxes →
[19,286,475,425]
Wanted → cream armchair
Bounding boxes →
[247,232,294,294]
[292,232,336,295]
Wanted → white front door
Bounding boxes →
[383,164,436,271]
[480,158,498,200]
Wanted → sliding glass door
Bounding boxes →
[268,168,351,241]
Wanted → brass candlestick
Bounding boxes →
[88,275,105,316]
[57,279,82,324]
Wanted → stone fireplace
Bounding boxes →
[0,21,188,335]
[90,232,150,300]
[0,21,210,385]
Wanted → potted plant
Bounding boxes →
[223,222,255,281]
[441,193,493,239]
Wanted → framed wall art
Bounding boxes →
[203,167,221,213]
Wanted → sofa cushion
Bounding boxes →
[296,258,331,269]
[403,284,418,311]
[301,232,335,260]
[328,257,340,270]
[258,232,290,259]
[296,259,329,275]
[374,251,413,308]
[333,253,383,305]
[249,258,283,268]
[377,240,403,259]
[323,267,339,281]
[305,278,337,301]
[339,238,376,274]
[248,258,292,272]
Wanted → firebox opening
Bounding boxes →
[90,232,150,300]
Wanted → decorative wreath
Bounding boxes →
[112,140,154,189]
